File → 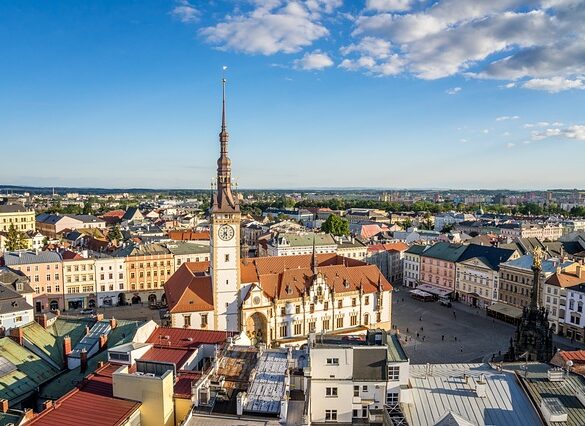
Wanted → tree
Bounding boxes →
[5,223,28,251]
[108,225,123,243]
[321,214,349,236]
[82,201,93,215]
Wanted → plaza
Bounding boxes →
[392,285,585,364]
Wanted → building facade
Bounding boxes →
[63,254,96,310]
[0,203,36,233]
[94,255,127,307]
[403,245,426,288]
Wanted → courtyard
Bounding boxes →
[392,285,585,364]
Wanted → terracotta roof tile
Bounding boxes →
[146,327,233,349]
[168,231,210,241]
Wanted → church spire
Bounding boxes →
[213,77,239,213]
[311,234,318,274]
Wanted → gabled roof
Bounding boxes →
[434,411,475,426]
[167,230,210,241]
[0,266,35,294]
[405,244,428,255]
[546,270,585,288]
[0,286,32,314]
[164,264,214,313]
[3,250,62,265]
[0,203,30,213]
[368,241,409,253]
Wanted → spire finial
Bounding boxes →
[221,77,227,132]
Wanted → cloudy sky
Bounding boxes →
[1,0,584,189]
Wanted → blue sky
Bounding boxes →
[1,0,584,190]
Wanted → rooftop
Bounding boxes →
[3,250,63,265]
[146,327,234,349]
[403,363,541,426]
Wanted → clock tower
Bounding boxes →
[210,78,242,332]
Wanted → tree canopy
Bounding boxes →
[5,223,28,251]
[321,214,349,236]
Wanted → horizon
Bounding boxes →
[1,1,584,189]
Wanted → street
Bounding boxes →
[392,286,585,364]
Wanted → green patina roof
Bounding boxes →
[0,337,59,404]
[39,319,143,400]
[387,334,409,362]
[167,241,209,256]
[422,242,468,262]
[405,244,427,255]
[0,412,24,426]
[21,317,94,367]
[276,233,336,247]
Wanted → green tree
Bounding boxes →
[108,225,123,243]
[5,223,28,251]
[321,214,350,236]
[82,201,93,215]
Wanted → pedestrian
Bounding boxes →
[402,298,404,302]
[421,326,424,332]
[454,336,457,342]
[406,328,409,333]
[419,316,422,321]
[416,332,419,338]
[441,335,445,341]
[422,336,426,342]
[460,346,463,353]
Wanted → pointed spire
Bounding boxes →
[221,78,227,134]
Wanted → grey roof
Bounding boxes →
[0,285,33,314]
[244,349,289,415]
[387,333,409,362]
[0,266,35,294]
[458,244,517,271]
[353,347,387,381]
[505,362,585,426]
[0,203,30,213]
[109,341,152,352]
[402,363,542,426]
[405,244,427,255]
[69,320,111,358]
[112,242,171,258]
[501,254,574,273]
[166,241,209,256]
[275,232,336,247]
[3,250,63,265]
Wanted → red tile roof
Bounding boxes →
[146,327,233,349]
[168,231,210,241]
[560,350,585,364]
[101,210,125,218]
[28,363,140,426]
[61,250,83,260]
[164,253,392,310]
[368,242,410,253]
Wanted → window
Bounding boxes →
[337,300,342,309]
[322,319,330,331]
[386,392,399,405]
[325,387,338,397]
[326,357,339,365]
[336,316,344,328]
[388,365,400,381]
[295,304,301,314]
[362,385,368,392]
[183,315,191,327]
[365,296,370,305]
[309,320,316,332]
[353,385,359,397]
[364,313,369,325]
[294,322,302,335]
[325,410,337,421]
[46,274,51,281]
[310,303,315,313]
[280,324,288,338]
[352,298,357,307]
[225,254,230,262]
[350,314,357,326]
[201,314,208,328]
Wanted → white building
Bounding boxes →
[94,255,127,307]
[563,281,585,342]
[0,268,35,331]
[434,212,475,232]
[306,329,409,424]
[403,245,426,288]
[265,232,337,257]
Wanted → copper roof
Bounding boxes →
[167,231,210,241]
[28,363,140,426]
[138,347,191,367]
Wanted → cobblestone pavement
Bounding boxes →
[391,286,585,364]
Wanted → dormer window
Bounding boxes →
[286,286,293,295]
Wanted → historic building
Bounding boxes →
[164,80,394,343]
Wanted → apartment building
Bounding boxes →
[544,263,585,334]
[499,254,575,309]
[62,251,96,310]
[115,243,174,305]
[307,329,409,424]
[419,242,467,294]
[564,283,585,343]
[3,250,64,312]
[0,202,36,232]
[403,244,426,288]
[94,255,127,307]
[366,242,409,285]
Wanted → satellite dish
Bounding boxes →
[567,360,574,368]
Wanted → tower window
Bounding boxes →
[225,254,230,262]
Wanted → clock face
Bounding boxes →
[218,224,235,241]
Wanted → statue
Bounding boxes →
[532,247,543,270]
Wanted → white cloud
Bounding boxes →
[532,124,585,141]
[506,142,516,148]
[522,77,584,93]
[294,51,334,70]
[482,129,489,134]
[200,1,336,55]
[460,138,468,143]
[338,36,405,75]
[365,0,414,12]
[496,115,519,121]
[344,0,585,88]
[171,0,199,23]
[446,87,462,95]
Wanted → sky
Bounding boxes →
[1,0,584,190]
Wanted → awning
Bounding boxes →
[410,289,433,297]
[487,302,523,319]
[416,283,453,298]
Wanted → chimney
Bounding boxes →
[80,348,88,373]
[9,327,23,346]
[95,313,104,322]
[42,400,53,411]
[109,318,117,329]
[63,336,72,357]
[99,334,108,350]
[475,374,487,398]
[0,399,8,413]
[35,314,48,328]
